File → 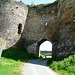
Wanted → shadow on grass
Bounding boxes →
[2,47,37,61]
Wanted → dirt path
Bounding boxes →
[22,59,58,75]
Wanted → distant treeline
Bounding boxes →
[40,51,52,55]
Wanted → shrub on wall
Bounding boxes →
[56,0,58,2]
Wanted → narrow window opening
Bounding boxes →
[45,20,48,26]
[16,7,18,9]
[18,23,22,34]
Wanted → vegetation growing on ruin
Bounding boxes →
[28,1,58,8]
[56,0,58,2]
[0,38,6,46]
[47,53,75,75]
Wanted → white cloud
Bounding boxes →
[39,41,52,51]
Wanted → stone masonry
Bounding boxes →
[0,0,75,58]
[0,0,28,47]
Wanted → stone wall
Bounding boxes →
[21,2,58,49]
[56,0,75,57]
[21,0,75,58]
[0,0,28,47]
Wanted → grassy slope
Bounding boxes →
[0,57,23,75]
[0,47,36,75]
[47,54,75,75]
[2,47,36,61]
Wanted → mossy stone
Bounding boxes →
[0,38,6,57]
[0,38,6,46]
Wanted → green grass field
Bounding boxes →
[40,53,45,58]
[47,53,75,75]
[0,57,23,75]
[40,53,52,58]
[0,47,36,75]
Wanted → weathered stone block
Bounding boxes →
[27,43,36,54]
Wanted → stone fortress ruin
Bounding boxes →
[0,0,75,58]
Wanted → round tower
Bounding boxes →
[0,0,28,47]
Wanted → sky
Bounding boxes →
[16,0,56,5]
[39,41,52,51]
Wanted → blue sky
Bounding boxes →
[16,0,56,5]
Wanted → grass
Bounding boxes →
[0,57,23,75]
[47,53,75,75]
[2,47,36,61]
[0,47,36,75]
[40,53,45,58]
[40,53,52,58]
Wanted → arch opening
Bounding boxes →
[36,39,53,58]
[18,23,22,34]
[40,41,52,58]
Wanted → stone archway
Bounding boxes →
[36,38,53,57]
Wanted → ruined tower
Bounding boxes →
[0,0,28,47]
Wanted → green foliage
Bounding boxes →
[28,1,57,9]
[56,0,58,2]
[40,53,45,58]
[2,47,36,61]
[0,47,37,75]
[47,54,75,75]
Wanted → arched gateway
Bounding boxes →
[36,39,53,57]
[27,38,57,58]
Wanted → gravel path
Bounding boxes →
[22,59,58,75]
